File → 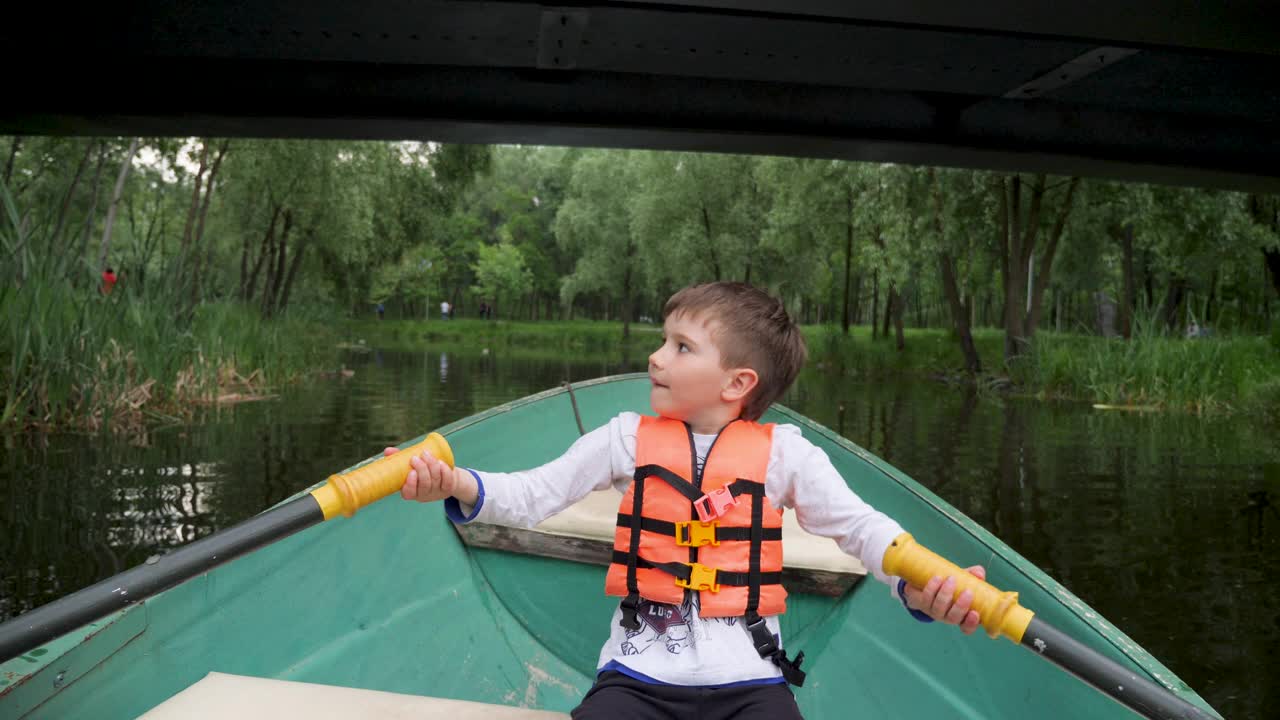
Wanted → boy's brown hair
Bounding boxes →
[664,282,807,421]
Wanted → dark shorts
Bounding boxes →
[570,671,804,720]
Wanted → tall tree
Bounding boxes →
[556,150,644,338]
[98,137,141,271]
[997,174,1080,361]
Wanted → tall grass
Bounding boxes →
[1028,329,1279,415]
[0,184,335,432]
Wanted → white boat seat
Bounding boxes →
[141,672,570,719]
[454,489,867,596]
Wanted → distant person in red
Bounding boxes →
[101,267,118,295]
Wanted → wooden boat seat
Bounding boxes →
[142,672,570,719]
[454,489,867,596]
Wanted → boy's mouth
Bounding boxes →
[650,375,667,389]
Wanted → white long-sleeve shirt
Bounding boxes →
[445,412,911,687]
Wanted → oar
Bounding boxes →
[0,433,453,663]
[883,533,1215,720]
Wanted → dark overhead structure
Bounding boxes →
[4,1,1278,190]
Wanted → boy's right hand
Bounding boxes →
[382,447,476,505]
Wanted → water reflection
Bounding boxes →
[0,349,1276,718]
[783,364,1279,719]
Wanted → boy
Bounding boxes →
[392,282,984,718]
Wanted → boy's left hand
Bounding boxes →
[902,565,986,635]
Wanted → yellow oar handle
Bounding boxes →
[310,433,455,520]
[882,532,1034,643]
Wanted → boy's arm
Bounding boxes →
[409,412,640,529]
[767,425,905,585]
[769,425,983,631]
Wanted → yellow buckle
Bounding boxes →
[675,520,719,547]
[675,563,720,593]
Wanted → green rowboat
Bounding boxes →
[0,375,1219,718]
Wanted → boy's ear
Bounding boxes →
[722,367,759,404]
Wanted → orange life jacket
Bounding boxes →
[605,414,786,617]
[605,415,805,684]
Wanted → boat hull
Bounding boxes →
[0,374,1218,718]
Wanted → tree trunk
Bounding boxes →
[622,240,635,341]
[891,289,906,350]
[929,169,982,373]
[842,189,854,335]
[1117,224,1136,339]
[98,138,141,272]
[3,136,20,185]
[52,141,94,246]
[74,147,108,274]
[1142,247,1155,309]
[1158,275,1187,331]
[1266,248,1280,299]
[1001,174,1046,362]
[277,229,309,315]
[133,185,167,292]
[882,286,895,339]
[1246,195,1280,301]
[244,205,281,302]
[700,205,721,280]
[1204,269,1219,324]
[1266,256,1274,330]
[180,143,210,270]
[849,274,863,328]
[870,271,880,339]
[188,141,229,310]
[996,177,1012,347]
[192,141,229,253]
[262,208,293,318]
[1023,177,1079,338]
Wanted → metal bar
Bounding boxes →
[1003,47,1140,99]
[0,495,324,663]
[643,1,1280,56]
[1021,617,1216,720]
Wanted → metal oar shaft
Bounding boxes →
[1021,618,1214,720]
[883,533,1217,720]
[0,495,323,663]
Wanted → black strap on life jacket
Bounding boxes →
[619,460,806,686]
[610,550,783,587]
[621,465,648,630]
[746,612,807,686]
[614,514,783,543]
[620,464,762,629]
[741,478,806,686]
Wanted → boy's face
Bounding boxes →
[648,311,736,426]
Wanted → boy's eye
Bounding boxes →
[678,343,690,353]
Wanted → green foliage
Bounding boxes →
[0,178,336,431]
[4,131,1278,422]
[554,149,645,310]
[471,241,532,314]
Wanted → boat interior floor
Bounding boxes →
[141,672,571,719]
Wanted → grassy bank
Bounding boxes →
[1,283,338,432]
[1026,331,1280,415]
[808,325,1280,415]
[359,319,1280,416]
